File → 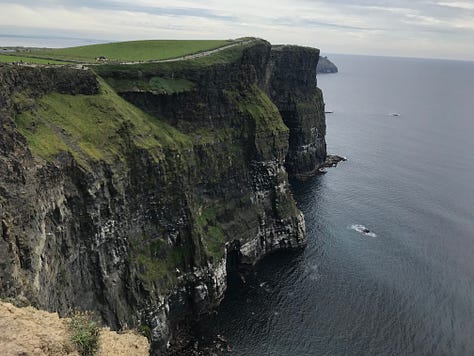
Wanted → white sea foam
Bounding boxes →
[304,263,321,281]
[259,282,272,293]
[351,224,377,237]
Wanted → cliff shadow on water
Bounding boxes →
[0,38,327,353]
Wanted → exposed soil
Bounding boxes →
[0,301,149,356]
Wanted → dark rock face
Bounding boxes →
[0,65,99,101]
[317,56,338,74]
[265,45,327,177]
[0,40,325,353]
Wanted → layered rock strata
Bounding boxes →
[0,39,326,352]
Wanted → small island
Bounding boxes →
[317,56,338,73]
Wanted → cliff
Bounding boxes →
[266,45,326,177]
[317,56,338,73]
[0,39,326,353]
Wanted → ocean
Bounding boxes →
[198,54,474,355]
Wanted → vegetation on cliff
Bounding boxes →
[14,79,191,167]
[68,311,100,356]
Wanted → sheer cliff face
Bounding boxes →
[0,40,324,351]
[266,45,327,177]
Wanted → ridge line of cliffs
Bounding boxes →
[0,39,326,353]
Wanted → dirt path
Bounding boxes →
[0,301,149,356]
[114,38,257,65]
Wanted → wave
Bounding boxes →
[350,224,377,237]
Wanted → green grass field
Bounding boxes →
[0,54,66,65]
[23,40,232,63]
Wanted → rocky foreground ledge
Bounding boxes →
[0,301,149,356]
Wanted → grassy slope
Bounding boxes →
[23,40,232,63]
[14,78,191,167]
[0,54,66,65]
[104,76,195,94]
[197,207,226,262]
[226,84,289,134]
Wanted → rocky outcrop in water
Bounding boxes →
[317,56,338,73]
[0,39,326,353]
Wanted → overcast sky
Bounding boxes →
[0,0,473,60]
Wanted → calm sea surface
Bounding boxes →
[199,54,474,355]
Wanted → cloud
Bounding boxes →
[437,1,474,10]
[0,0,473,60]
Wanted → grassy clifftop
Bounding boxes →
[93,39,263,75]
[6,39,232,63]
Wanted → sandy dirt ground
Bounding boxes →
[0,301,149,356]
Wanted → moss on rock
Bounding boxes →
[14,79,191,167]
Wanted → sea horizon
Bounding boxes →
[2,34,473,63]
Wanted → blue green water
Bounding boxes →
[200,54,474,355]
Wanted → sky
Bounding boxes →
[0,0,473,60]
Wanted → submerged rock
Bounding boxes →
[351,224,377,237]
[319,154,347,169]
